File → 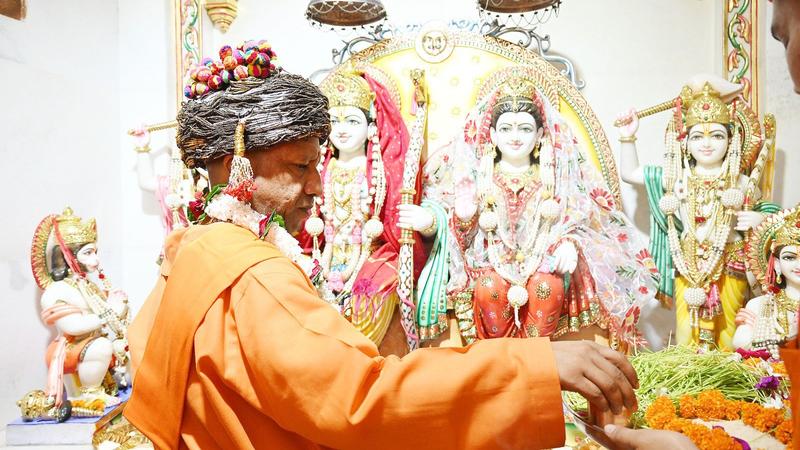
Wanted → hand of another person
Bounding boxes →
[552,241,578,274]
[735,307,758,327]
[615,108,639,139]
[454,177,478,222]
[735,210,765,231]
[603,424,698,450]
[551,341,638,415]
[397,204,435,235]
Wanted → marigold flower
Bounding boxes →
[775,419,794,444]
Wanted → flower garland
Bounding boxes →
[477,138,561,328]
[187,182,323,289]
[645,391,794,450]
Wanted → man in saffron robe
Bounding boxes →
[770,3,800,449]
[125,44,643,450]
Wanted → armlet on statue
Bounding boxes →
[753,201,781,214]
[451,287,477,344]
[725,240,747,277]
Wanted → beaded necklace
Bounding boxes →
[753,290,800,359]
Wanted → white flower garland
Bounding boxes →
[204,193,316,278]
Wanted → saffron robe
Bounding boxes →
[125,222,565,449]
[781,342,799,450]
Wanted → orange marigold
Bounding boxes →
[775,419,794,445]
[679,395,699,418]
[693,390,740,421]
[743,357,764,368]
[646,396,677,429]
[771,361,788,376]
[670,420,741,450]
[743,405,786,433]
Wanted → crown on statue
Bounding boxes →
[772,209,800,251]
[55,207,96,246]
[321,71,374,111]
[684,82,731,128]
[495,76,538,110]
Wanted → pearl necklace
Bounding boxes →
[752,290,799,359]
[204,193,318,282]
[478,164,560,328]
[305,130,387,304]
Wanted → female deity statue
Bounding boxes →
[30,207,130,413]
[400,69,658,348]
[616,76,775,350]
[733,207,800,359]
[302,68,426,356]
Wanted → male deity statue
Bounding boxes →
[29,207,130,417]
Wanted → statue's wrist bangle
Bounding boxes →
[421,219,437,236]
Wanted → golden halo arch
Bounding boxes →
[322,28,621,204]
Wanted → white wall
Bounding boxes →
[0,0,120,430]
[117,0,175,317]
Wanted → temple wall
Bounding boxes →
[0,0,121,431]
[0,0,799,435]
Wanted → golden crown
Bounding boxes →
[321,71,373,112]
[495,76,538,110]
[684,82,732,128]
[55,207,96,246]
[773,209,800,251]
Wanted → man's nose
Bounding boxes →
[307,167,323,197]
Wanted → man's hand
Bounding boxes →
[552,341,638,414]
[603,424,698,450]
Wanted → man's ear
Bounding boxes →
[222,154,234,172]
[206,154,235,186]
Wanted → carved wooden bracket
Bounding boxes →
[0,0,26,21]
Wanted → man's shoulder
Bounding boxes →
[244,254,305,280]
[232,254,317,310]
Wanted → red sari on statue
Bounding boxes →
[298,73,426,355]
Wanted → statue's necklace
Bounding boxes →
[775,290,800,340]
[495,165,538,195]
[329,162,360,222]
